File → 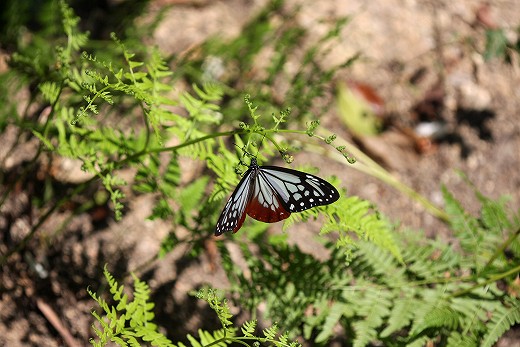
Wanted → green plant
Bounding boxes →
[2,1,520,347]
[87,175,520,347]
[0,0,387,266]
[483,26,520,63]
[89,266,301,347]
[220,181,520,346]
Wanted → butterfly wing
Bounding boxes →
[215,161,339,236]
[245,172,291,223]
[258,166,340,212]
[215,169,255,236]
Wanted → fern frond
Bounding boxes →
[197,329,227,347]
[89,267,175,347]
[408,289,453,337]
[451,295,493,330]
[32,130,55,150]
[402,239,462,279]
[350,286,392,346]
[380,295,417,337]
[263,324,279,340]
[415,302,461,333]
[132,326,175,347]
[186,334,203,347]
[321,195,402,261]
[127,274,155,327]
[178,177,209,219]
[59,0,89,52]
[352,319,378,347]
[353,242,405,282]
[195,288,233,330]
[446,331,478,347]
[240,320,257,337]
[479,195,512,233]
[481,297,520,347]
[39,81,61,104]
[314,302,349,343]
[104,265,127,304]
[403,335,433,347]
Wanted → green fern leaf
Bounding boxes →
[315,302,348,343]
[199,329,229,347]
[479,195,511,233]
[135,326,175,347]
[186,334,203,347]
[195,288,233,328]
[179,177,209,219]
[112,336,129,347]
[348,287,392,347]
[446,331,478,347]
[481,298,520,347]
[322,195,402,261]
[380,296,416,337]
[442,185,479,235]
[408,289,444,335]
[355,242,405,281]
[241,320,257,337]
[263,324,279,340]
[39,81,61,103]
[404,336,433,347]
[32,130,55,150]
[352,319,378,347]
[418,303,461,332]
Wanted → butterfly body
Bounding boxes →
[215,158,339,236]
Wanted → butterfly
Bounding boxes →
[215,158,340,236]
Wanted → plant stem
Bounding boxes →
[280,128,450,223]
[481,227,520,272]
[450,264,520,298]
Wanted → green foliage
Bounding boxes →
[442,181,514,270]
[320,195,402,260]
[220,185,520,346]
[2,0,359,248]
[483,27,520,64]
[481,297,520,346]
[89,268,301,347]
[88,266,175,347]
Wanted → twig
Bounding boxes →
[36,298,80,347]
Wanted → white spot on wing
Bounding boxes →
[287,184,298,193]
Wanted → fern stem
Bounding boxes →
[481,227,520,273]
[262,132,285,154]
[112,129,242,168]
[450,263,520,298]
[279,128,450,223]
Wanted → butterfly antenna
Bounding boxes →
[234,143,257,158]
[233,143,254,170]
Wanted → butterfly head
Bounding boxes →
[249,157,259,168]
